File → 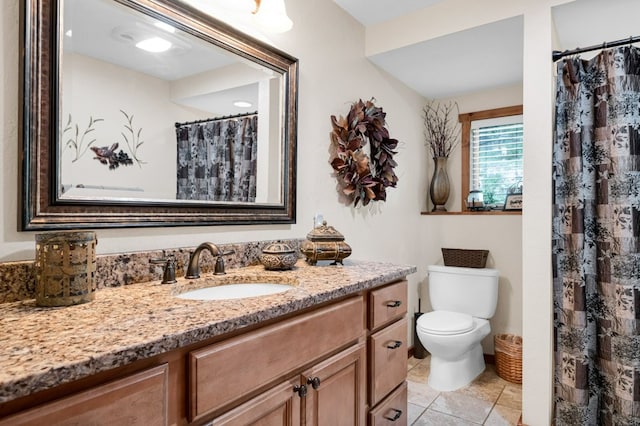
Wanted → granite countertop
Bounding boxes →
[0,260,415,404]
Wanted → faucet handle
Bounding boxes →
[150,257,177,284]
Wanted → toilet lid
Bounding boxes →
[417,310,474,335]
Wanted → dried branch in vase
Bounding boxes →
[422,100,461,158]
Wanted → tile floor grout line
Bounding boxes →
[480,384,504,425]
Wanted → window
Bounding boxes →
[459,105,523,211]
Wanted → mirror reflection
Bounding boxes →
[20,0,298,229]
[60,0,283,204]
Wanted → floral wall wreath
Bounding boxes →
[330,99,399,207]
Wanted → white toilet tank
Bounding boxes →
[427,265,499,319]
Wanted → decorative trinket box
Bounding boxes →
[301,221,352,265]
[259,243,298,270]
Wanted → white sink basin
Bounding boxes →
[176,283,295,301]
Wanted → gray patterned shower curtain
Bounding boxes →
[553,46,640,425]
[176,115,258,202]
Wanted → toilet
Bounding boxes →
[416,264,499,391]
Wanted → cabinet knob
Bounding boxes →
[384,408,403,421]
[386,340,402,350]
[307,376,321,390]
[293,384,307,398]
[386,300,402,308]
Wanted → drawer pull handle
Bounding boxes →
[386,300,402,308]
[293,384,307,398]
[386,340,402,349]
[307,376,321,390]
[384,409,403,421]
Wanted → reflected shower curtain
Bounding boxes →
[553,46,640,425]
[176,115,258,202]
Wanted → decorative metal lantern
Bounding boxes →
[34,231,98,307]
[301,221,351,265]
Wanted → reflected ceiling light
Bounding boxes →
[65,29,72,37]
[136,37,172,52]
[253,0,293,33]
[233,100,253,108]
[154,21,176,33]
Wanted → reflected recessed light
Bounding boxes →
[136,37,172,52]
[233,100,253,108]
[154,21,176,33]
[65,29,72,37]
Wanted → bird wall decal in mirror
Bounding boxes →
[90,143,133,170]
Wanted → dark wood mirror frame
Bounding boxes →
[19,0,298,230]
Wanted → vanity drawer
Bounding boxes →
[0,364,168,426]
[369,317,408,406]
[369,381,407,426]
[369,280,407,331]
[188,296,364,421]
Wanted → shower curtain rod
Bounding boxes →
[175,111,258,128]
[552,35,640,61]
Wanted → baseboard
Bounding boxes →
[409,347,496,365]
[407,346,426,358]
[484,353,495,364]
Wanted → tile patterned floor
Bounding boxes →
[407,356,522,425]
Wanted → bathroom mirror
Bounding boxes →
[20,0,298,230]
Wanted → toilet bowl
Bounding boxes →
[416,265,499,391]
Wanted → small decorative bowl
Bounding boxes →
[259,243,298,270]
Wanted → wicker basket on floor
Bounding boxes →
[441,248,489,268]
[494,334,522,384]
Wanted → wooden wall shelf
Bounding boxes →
[421,211,522,216]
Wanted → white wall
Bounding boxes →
[420,84,524,355]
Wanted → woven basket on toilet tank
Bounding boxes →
[441,248,489,268]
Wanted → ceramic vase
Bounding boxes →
[429,156,450,211]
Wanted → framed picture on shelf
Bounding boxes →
[503,193,523,211]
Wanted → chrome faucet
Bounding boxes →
[185,242,234,278]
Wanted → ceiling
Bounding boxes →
[333,0,446,26]
[64,0,260,115]
[368,16,523,100]
[334,0,640,100]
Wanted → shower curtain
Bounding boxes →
[176,115,258,202]
[553,46,640,425]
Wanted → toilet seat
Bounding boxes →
[418,310,474,335]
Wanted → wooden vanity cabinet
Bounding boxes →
[0,278,410,426]
[367,280,409,425]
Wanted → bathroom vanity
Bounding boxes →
[0,260,414,425]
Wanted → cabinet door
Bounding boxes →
[0,364,168,426]
[210,378,301,426]
[302,342,366,426]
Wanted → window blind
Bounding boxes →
[471,121,523,205]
